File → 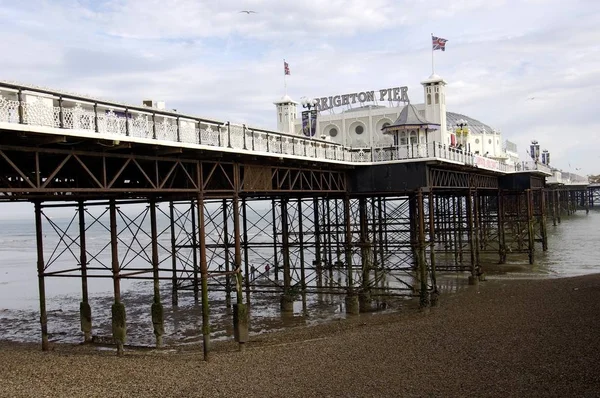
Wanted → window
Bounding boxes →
[488,139,492,144]
[427,94,431,105]
[400,131,407,145]
[355,125,364,135]
[329,128,338,137]
[381,122,390,131]
[410,130,418,144]
[279,113,282,122]
[435,93,439,104]
[475,138,480,144]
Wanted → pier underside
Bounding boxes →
[0,129,588,359]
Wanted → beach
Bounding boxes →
[1,273,599,397]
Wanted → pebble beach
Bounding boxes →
[1,274,599,397]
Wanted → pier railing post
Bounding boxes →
[34,201,49,351]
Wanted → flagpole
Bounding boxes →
[283,59,287,96]
[431,33,435,75]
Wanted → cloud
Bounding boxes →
[0,0,598,174]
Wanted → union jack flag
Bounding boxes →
[284,61,290,75]
[432,36,448,51]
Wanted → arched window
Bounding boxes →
[400,131,408,145]
[410,130,418,144]
[427,94,431,105]
[435,93,439,104]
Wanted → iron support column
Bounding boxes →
[109,200,125,356]
[416,190,429,307]
[466,190,477,285]
[34,201,49,351]
[169,201,178,307]
[150,199,164,347]
[78,200,92,342]
[428,191,439,305]
[196,192,211,361]
[344,195,359,314]
[280,198,293,312]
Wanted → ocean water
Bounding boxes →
[0,204,598,346]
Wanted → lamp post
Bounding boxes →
[529,140,540,163]
[541,149,550,165]
[300,97,318,138]
[455,119,469,151]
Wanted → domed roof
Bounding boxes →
[447,112,495,135]
[273,95,297,105]
[421,73,447,84]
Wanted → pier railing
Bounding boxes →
[0,81,548,176]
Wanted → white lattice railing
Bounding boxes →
[0,85,565,178]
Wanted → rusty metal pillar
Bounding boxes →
[526,189,535,265]
[78,200,92,343]
[540,190,548,251]
[408,194,418,268]
[551,189,557,227]
[416,190,429,307]
[428,190,439,305]
[498,190,506,264]
[473,190,481,280]
[169,201,178,307]
[280,198,294,312]
[222,199,232,309]
[344,195,359,314]
[150,199,164,347]
[241,198,250,294]
[358,197,371,313]
[190,200,199,302]
[34,201,49,351]
[109,200,125,356]
[313,197,323,289]
[298,198,306,294]
[377,197,386,274]
[556,189,562,224]
[466,190,477,285]
[196,192,211,361]
[271,198,279,281]
[232,173,248,349]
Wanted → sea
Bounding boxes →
[0,202,598,347]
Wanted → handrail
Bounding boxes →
[0,82,579,179]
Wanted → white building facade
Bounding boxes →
[274,73,517,165]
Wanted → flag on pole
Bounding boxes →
[432,36,448,51]
[284,60,290,75]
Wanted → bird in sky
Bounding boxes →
[527,97,535,100]
[239,10,257,14]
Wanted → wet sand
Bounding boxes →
[1,274,600,397]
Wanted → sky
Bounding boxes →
[0,0,598,182]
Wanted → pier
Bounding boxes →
[0,81,591,359]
